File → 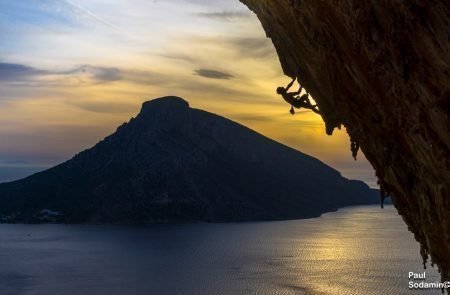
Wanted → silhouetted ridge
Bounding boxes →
[140,96,189,114]
[131,96,191,131]
[0,97,378,223]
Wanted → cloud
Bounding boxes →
[66,99,138,114]
[0,62,167,86]
[163,35,276,65]
[0,63,48,81]
[76,66,123,82]
[64,65,165,84]
[194,69,234,80]
[160,53,198,64]
[118,69,169,85]
[195,11,251,21]
[61,0,116,29]
[59,0,147,41]
[227,37,275,59]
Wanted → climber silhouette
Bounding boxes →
[276,77,321,115]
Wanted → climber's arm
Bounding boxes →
[285,77,296,91]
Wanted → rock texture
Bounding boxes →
[0,97,378,223]
[240,0,449,283]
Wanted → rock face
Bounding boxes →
[0,97,378,223]
[240,0,449,283]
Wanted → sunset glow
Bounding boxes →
[0,0,376,186]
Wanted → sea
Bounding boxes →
[0,206,443,295]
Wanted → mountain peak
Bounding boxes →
[141,96,189,114]
[137,96,191,128]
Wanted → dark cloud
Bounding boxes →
[0,63,48,81]
[195,11,251,21]
[194,69,234,80]
[0,62,167,86]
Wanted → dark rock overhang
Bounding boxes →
[240,0,450,285]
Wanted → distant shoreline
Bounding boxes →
[0,204,394,226]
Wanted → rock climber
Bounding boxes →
[276,77,321,115]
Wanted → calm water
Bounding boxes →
[0,206,441,295]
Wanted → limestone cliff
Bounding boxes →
[240,0,450,283]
